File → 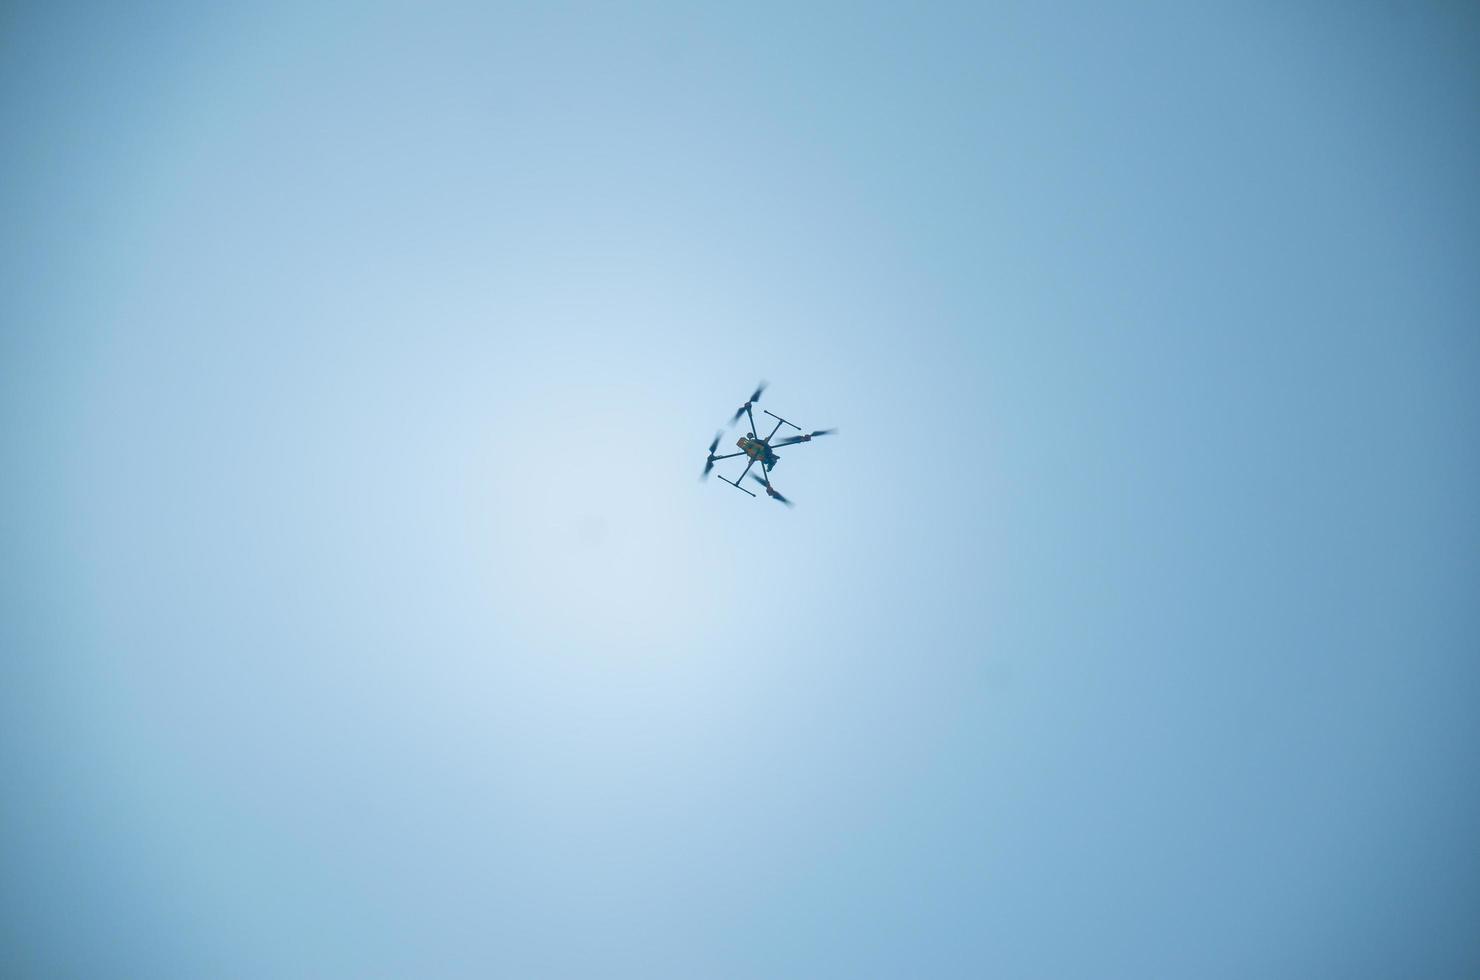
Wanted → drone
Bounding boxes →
[700,382,836,506]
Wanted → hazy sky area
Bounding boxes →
[3,3,1479,977]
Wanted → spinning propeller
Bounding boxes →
[773,428,836,446]
[730,382,767,424]
[749,473,793,507]
[700,432,723,480]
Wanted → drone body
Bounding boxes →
[700,382,835,506]
[735,434,780,471]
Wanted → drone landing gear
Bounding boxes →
[717,474,757,497]
[718,457,759,497]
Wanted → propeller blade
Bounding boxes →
[774,428,837,446]
[729,381,767,424]
[701,431,724,479]
[748,472,793,506]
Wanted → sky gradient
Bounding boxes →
[4,3,1479,977]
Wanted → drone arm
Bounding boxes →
[707,450,747,461]
[744,405,761,439]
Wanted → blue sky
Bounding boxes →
[3,3,1479,977]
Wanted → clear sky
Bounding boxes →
[3,2,1478,977]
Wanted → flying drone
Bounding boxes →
[700,382,836,506]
